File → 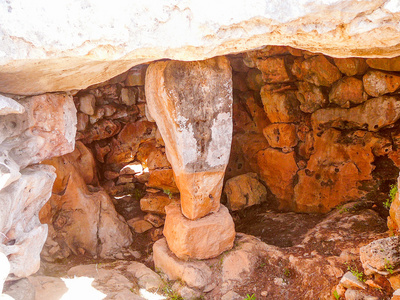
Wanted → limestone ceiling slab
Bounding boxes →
[1,0,400,95]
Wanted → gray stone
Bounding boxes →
[126,262,163,292]
[171,282,201,300]
[339,271,367,289]
[344,289,378,300]
[360,236,400,275]
[221,291,242,300]
[3,278,35,300]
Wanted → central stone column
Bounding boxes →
[145,56,235,260]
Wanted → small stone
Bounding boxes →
[366,57,400,71]
[144,213,164,227]
[147,149,171,170]
[150,228,164,242]
[363,70,400,97]
[221,291,242,300]
[344,289,378,300]
[224,173,267,211]
[172,282,201,300]
[246,69,264,91]
[116,175,134,185]
[120,87,137,106]
[389,274,400,290]
[89,107,105,124]
[0,95,24,115]
[126,261,163,292]
[393,289,400,300]
[76,112,89,131]
[261,291,269,297]
[104,170,119,180]
[163,203,235,260]
[339,271,367,289]
[263,123,298,148]
[128,219,153,233]
[79,94,96,115]
[334,57,369,76]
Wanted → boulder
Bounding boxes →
[263,123,298,149]
[260,88,302,123]
[0,165,55,279]
[257,148,298,208]
[363,70,400,97]
[224,173,268,211]
[163,203,235,260]
[145,57,233,220]
[312,96,400,132]
[256,56,292,83]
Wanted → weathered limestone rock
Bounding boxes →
[257,148,298,208]
[292,55,342,86]
[294,129,385,213]
[0,93,76,168]
[340,271,367,290]
[333,57,369,76]
[145,57,233,220]
[147,169,179,193]
[224,173,267,211]
[163,203,235,260]
[140,192,178,215]
[363,70,400,97]
[295,81,328,113]
[153,238,213,290]
[260,88,302,123]
[256,56,292,83]
[329,77,367,107]
[0,95,24,115]
[0,165,55,279]
[78,94,96,115]
[263,123,298,149]
[312,96,400,132]
[40,143,132,259]
[360,236,400,276]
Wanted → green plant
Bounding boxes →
[132,188,144,200]
[244,294,256,300]
[333,290,340,300]
[345,263,366,282]
[163,189,173,199]
[384,183,398,209]
[163,283,183,300]
[283,268,291,278]
[384,258,394,274]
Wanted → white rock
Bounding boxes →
[0,96,24,116]
[339,271,367,290]
[126,261,163,292]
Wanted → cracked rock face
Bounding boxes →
[145,56,233,220]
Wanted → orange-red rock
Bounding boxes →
[147,169,179,193]
[246,69,264,91]
[224,173,267,211]
[388,177,400,233]
[296,81,328,113]
[294,129,385,213]
[125,65,147,86]
[145,57,233,220]
[363,70,400,97]
[147,149,171,170]
[260,88,302,123]
[329,76,367,107]
[241,92,270,134]
[256,56,292,83]
[140,192,178,215]
[312,96,400,132]
[333,57,369,76]
[163,203,235,260]
[293,55,342,87]
[263,123,298,148]
[79,119,121,144]
[366,57,400,72]
[257,148,298,208]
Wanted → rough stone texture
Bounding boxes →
[3,1,400,95]
[257,148,298,208]
[360,236,400,276]
[263,123,298,149]
[0,165,55,279]
[145,57,233,220]
[363,70,400,97]
[224,173,268,211]
[334,57,369,76]
[153,238,213,290]
[367,57,400,72]
[296,81,328,113]
[389,177,400,233]
[163,203,235,260]
[292,55,342,86]
[0,95,24,116]
[40,143,132,259]
[329,76,368,107]
[0,93,76,169]
[294,129,385,213]
[340,271,367,289]
[260,88,302,123]
[256,56,292,83]
[312,96,400,132]
[140,192,178,215]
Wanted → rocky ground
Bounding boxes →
[2,200,394,300]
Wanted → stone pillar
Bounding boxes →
[145,56,235,259]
